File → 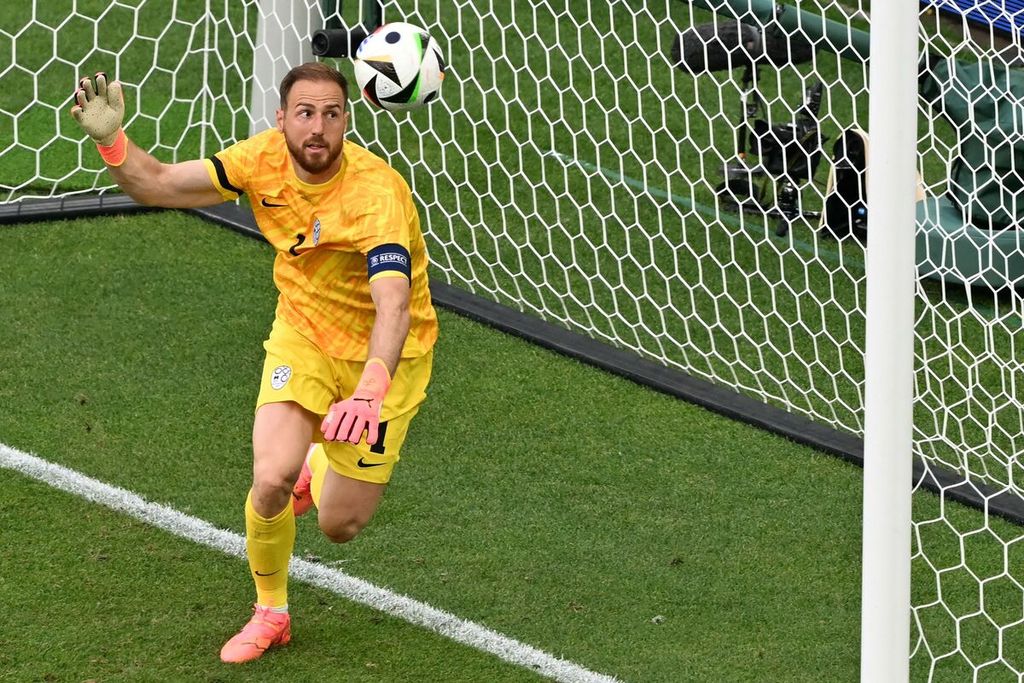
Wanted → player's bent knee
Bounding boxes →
[250,475,294,516]
[318,515,368,544]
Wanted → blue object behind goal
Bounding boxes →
[924,0,1024,37]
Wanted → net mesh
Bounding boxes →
[3,0,1024,677]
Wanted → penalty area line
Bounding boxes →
[0,442,621,683]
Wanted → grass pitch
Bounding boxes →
[0,211,1010,681]
[2,2,1022,678]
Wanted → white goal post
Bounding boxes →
[860,2,918,680]
[3,1,1024,679]
[251,0,316,135]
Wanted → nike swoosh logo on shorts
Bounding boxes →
[357,457,385,468]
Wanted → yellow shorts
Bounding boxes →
[256,316,433,484]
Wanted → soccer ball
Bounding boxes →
[353,22,446,112]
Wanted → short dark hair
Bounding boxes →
[279,62,349,109]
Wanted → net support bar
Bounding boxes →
[251,0,315,135]
[860,2,919,681]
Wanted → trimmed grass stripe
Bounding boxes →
[0,442,620,683]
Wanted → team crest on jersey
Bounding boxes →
[312,217,321,246]
[270,365,292,390]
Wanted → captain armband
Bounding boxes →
[366,243,412,283]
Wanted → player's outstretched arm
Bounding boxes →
[70,73,225,208]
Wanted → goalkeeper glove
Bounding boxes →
[321,358,392,446]
[70,72,127,164]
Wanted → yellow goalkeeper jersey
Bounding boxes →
[203,128,438,360]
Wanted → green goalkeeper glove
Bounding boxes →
[70,72,124,146]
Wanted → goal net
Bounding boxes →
[3,0,1024,677]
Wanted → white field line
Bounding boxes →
[0,443,621,683]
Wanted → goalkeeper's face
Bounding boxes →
[277,79,348,182]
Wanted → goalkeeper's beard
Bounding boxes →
[286,134,343,176]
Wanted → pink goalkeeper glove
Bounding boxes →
[321,358,392,445]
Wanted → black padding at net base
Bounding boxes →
[6,194,1024,526]
[0,193,153,224]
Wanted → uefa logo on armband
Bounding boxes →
[270,365,292,390]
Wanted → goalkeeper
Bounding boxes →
[70,64,438,663]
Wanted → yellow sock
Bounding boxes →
[309,443,329,509]
[244,490,295,608]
